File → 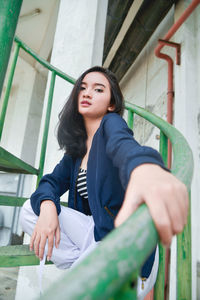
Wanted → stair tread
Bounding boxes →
[0,146,39,175]
[0,195,28,207]
[0,245,52,267]
[0,195,68,207]
[0,245,33,256]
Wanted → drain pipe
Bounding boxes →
[154,0,200,299]
[155,0,200,168]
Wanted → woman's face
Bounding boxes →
[78,72,114,119]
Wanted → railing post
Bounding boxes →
[154,244,166,300]
[0,0,23,99]
[127,109,134,130]
[159,131,168,166]
[37,71,56,185]
[154,131,168,300]
[177,190,191,300]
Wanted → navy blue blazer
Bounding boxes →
[30,113,166,277]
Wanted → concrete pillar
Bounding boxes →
[170,1,200,300]
[35,0,108,174]
[16,0,108,298]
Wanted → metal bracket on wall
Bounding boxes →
[158,39,181,65]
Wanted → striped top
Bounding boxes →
[77,168,88,199]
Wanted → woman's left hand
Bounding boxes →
[114,164,189,247]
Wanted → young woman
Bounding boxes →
[20,66,188,298]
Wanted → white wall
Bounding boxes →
[1,56,36,157]
[120,7,174,149]
[120,1,200,299]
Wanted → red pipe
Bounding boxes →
[155,0,200,168]
[154,1,200,299]
[156,0,200,52]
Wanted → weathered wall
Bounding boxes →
[120,7,174,150]
[120,1,200,299]
[1,56,36,157]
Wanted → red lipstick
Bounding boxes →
[81,100,91,106]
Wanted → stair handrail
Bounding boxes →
[14,36,76,84]
[125,102,193,189]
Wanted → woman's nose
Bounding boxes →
[83,88,92,98]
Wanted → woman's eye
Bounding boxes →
[80,86,85,91]
[95,88,103,93]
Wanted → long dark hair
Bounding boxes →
[57,66,124,158]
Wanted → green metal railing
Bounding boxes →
[0,36,75,184]
[0,37,194,300]
[125,103,193,300]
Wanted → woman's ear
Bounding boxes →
[108,104,115,112]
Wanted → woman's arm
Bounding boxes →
[115,163,188,246]
[30,200,60,261]
[31,154,72,216]
[103,113,168,189]
[29,154,72,260]
[103,113,188,245]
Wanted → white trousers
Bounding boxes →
[20,200,158,299]
[20,200,99,269]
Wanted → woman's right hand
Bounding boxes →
[30,200,60,261]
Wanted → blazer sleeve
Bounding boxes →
[102,113,168,189]
[30,154,72,216]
